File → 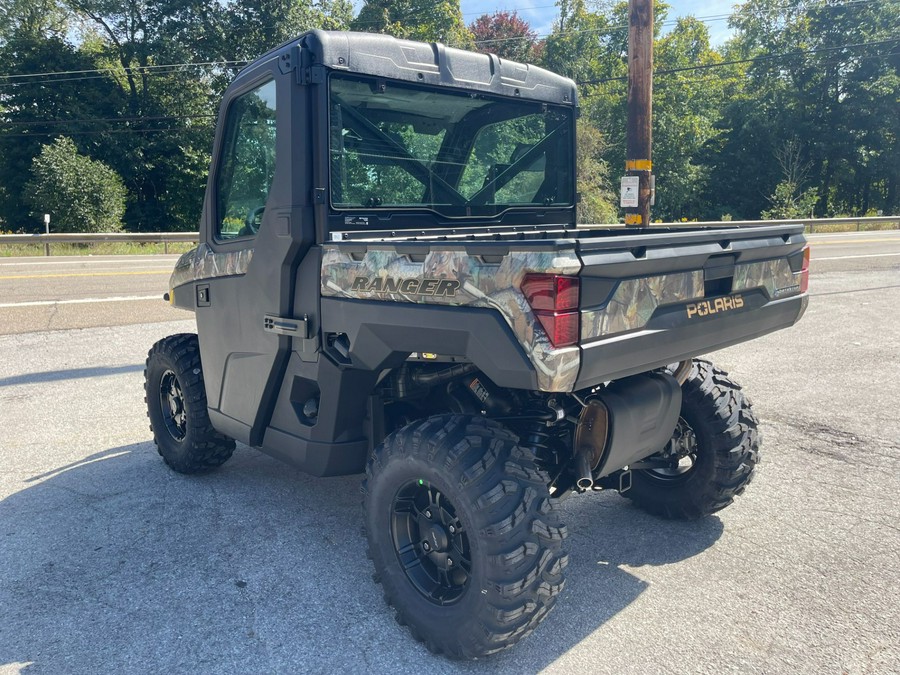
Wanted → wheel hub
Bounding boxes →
[420,520,450,553]
[159,369,187,442]
[645,417,698,479]
[391,480,472,605]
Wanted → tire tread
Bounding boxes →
[624,359,760,520]
[144,333,234,474]
[364,414,568,658]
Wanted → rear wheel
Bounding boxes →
[144,334,235,474]
[363,415,568,658]
[623,359,760,520]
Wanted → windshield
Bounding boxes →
[328,74,574,218]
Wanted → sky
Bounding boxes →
[458,0,739,45]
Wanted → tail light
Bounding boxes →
[521,273,580,348]
[800,246,810,294]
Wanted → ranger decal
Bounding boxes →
[350,276,461,297]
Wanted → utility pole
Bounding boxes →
[622,0,654,227]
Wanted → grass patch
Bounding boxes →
[806,221,899,233]
[0,241,197,257]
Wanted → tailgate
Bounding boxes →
[574,225,809,388]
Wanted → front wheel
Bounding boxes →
[144,333,235,474]
[363,415,568,658]
[623,359,760,520]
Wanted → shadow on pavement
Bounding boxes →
[0,443,723,673]
[0,364,143,388]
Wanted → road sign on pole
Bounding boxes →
[624,0,654,227]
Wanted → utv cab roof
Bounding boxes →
[247,29,578,107]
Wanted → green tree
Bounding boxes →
[0,0,68,43]
[576,120,617,224]
[26,136,127,232]
[760,139,818,219]
[352,0,472,47]
[0,33,125,229]
[714,0,899,217]
[542,0,627,84]
[651,17,740,220]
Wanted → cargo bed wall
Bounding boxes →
[319,225,809,393]
[573,225,809,387]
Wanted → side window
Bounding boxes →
[216,79,277,240]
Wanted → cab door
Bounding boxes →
[193,63,310,446]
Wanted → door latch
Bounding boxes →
[263,314,309,338]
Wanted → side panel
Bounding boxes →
[320,243,582,391]
[320,298,540,390]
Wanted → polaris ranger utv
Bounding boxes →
[145,30,809,658]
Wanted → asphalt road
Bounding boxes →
[0,229,899,335]
[0,232,898,673]
[0,254,185,334]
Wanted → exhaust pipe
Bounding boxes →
[672,360,692,385]
[573,400,610,491]
[575,452,594,490]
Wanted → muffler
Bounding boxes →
[573,400,609,489]
[573,372,682,488]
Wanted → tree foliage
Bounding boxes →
[352,0,472,47]
[0,0,896,232]
[0,0,68,43]
[470,11,542,63]
[576,120,617,224]
[546,0,898,220]
[26,136,127,232]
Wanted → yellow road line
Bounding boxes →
[0,270,171,280]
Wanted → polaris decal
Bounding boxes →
[686,294,744,319]
[350,276,461,297]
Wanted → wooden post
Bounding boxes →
[624,0,653,228]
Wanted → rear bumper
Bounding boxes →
[574,293,807,389]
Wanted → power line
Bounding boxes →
[2,50,893,137]
[576,38,900,85]
[351,3,561,26]
[0,0,888,82]
[0,127,200,138]
[0,59,247,82]
[1,113,217,127]
[466,0,889,46]
[0,66,239,88]
[649,51,897,89]
[468,14,732,46]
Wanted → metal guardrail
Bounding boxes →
[0,216,897,255]
[0,231,198,255]
[646,215,899,233]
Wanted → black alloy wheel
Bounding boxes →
[364,415,568,658]
[145,333,235,474]
[391,479,472,605]
[642,417,699,481]
[158,369,187,441]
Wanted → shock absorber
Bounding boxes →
[512,408,567,470]
[518,419,553,459]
